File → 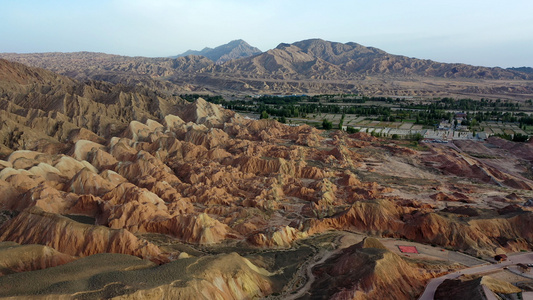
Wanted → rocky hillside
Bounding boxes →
[0,58,191,155]
[172,39,262,63]
[215,39,530,80]
[0,60,532,298]
[1,53,215,94]
[2,39,533,97]
[304,238,436,299]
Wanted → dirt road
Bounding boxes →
[418,252,533,300]
[284,248,341,300]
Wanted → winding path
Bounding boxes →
[280,234,349,300]
[284,249,341,300]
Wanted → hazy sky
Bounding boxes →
[2,0,532,67]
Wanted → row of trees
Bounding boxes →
[400,98,522,111]
[182,94,528,114]
[495,133,529,142]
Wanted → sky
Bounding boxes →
[2,0,532,68]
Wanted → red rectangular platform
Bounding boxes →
[398,245,419,254]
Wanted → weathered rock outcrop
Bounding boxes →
[0,207,165,263]
[306,238,435,299]
[310,199,533,256]
[0,242,75,276]
[143,213,231,245]
[176,97,238,128]
[424,146,533,190]
[247,225,306,248]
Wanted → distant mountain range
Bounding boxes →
[508,67,533,74]
[171,39,262,63]
[1,39,532,98]
[209,39,531,79]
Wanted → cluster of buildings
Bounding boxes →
[346,126,488,142]
[345,112,489,142]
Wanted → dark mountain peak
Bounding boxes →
[292,38,352,49]
[305,39,384,54]
[292,38,328,47]
[226,39,248,46]
[172,40,262,63]
[275,43,293,50]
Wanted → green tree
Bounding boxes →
[512,133,529,142]
[346,126,359,134]
[260,111,269,119]
[322,119,333,130]
[409,133,424,141]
